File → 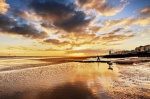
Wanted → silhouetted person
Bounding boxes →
[97,56,100,62]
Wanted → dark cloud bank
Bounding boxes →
[0,14,48,39]
[30,0,93,32]
[0,0,93,39]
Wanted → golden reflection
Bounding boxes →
[1,58,149,99]
[69,63,119,97]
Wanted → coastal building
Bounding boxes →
[112,50,130,55]
[109,50,112,55]
[144,45,150,51]
[111,45,150,55]
[135,45,150,52]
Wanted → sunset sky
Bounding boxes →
[0,0,150,56]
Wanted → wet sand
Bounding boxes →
[0,57,150,99]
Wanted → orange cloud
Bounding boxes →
[50,27,135,50]
[43,39,69,46]
[40,32,98,50]
[77,0,127,16]
[101,32,135,42]
[126,18,150,26]
[89,26,102,33]
[60,33,97,47]
[105,17,150,29]
[0,0,9,14]
[140,6,150,16]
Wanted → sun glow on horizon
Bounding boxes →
[67,53,86,57]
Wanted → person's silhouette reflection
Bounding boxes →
[107,61,113,71]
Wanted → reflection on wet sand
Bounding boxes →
[0,57,150,99]
[0,60,117,99]
[38,82,98,99]
[0,82,98,99]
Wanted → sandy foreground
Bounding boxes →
[0,57,150,99]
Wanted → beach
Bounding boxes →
[0,57,150,99]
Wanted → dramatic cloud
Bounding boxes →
[55,11,92,32]
[30,0,75,22]
[0,0,93,39]
[0,0,9,14]
[0,0,150,56]
[140,6,150,16]
[0,14,48,39]
[30,0,93,32]
[41,32,99,50]
[47,27,135,50]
